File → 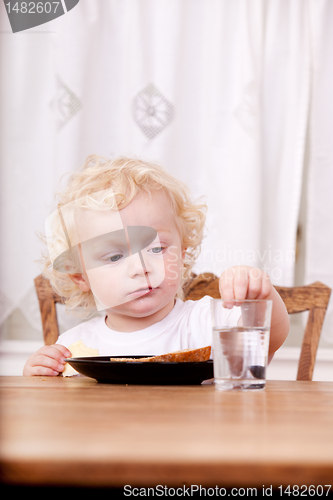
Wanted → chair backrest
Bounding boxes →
[35,272,331,381]
[184,273,332,381]
[34,275,62,346]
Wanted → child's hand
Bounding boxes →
[219,265,272,304]
[219,265,289,358]
[23,344,72,377]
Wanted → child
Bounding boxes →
[23,156,289,376]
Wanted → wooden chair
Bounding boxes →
[34,275,63,347]
[35,272,331,381]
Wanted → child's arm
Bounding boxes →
[219,265,289,358]
[23,344,72,376]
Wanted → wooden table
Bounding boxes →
[1,377,333,490]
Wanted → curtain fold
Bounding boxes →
[0,7,55,325]
[305,0,333,343]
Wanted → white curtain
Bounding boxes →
[305,0,333,343]
[0,0,332,341]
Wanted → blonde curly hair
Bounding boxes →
[42,155,207,317]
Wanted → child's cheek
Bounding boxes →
[85,266,127,310]
[164,251,183,285]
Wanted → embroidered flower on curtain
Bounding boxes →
[133,83,174,139]
[50,77,82,131]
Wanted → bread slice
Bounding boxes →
[110,346,211,363]
[62,340,99,377]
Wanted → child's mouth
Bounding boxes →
[128,287,153,298]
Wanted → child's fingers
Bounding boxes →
[23,356,62,377]
[246,267,263,299]
[31,353,66,373]
[220,266,272,305]
[232,267,249,303]
[219,268,236,307]
[219,266,273,309]
[37,345,71,363]
[29,365,60,377]
[52,344,72,359]
[257,272,272,299]
[23,344,72,377]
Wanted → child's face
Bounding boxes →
[75,190,185,320]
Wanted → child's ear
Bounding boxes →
[69,273,91,292]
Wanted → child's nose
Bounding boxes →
[127,252,150,278]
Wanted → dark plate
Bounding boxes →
[64,355,214,385]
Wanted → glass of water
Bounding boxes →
[211,299,272,391]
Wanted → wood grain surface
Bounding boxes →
[1,377,333,488]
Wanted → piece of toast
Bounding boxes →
[110,346,211,363]
[62,340,99,377]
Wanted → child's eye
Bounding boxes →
[149,246,164,254]
[104,253,123,263]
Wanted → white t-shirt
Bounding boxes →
[56,296,240,356]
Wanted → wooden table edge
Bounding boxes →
[1,457,333,489]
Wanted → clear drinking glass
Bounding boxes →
[211,299,272,391]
